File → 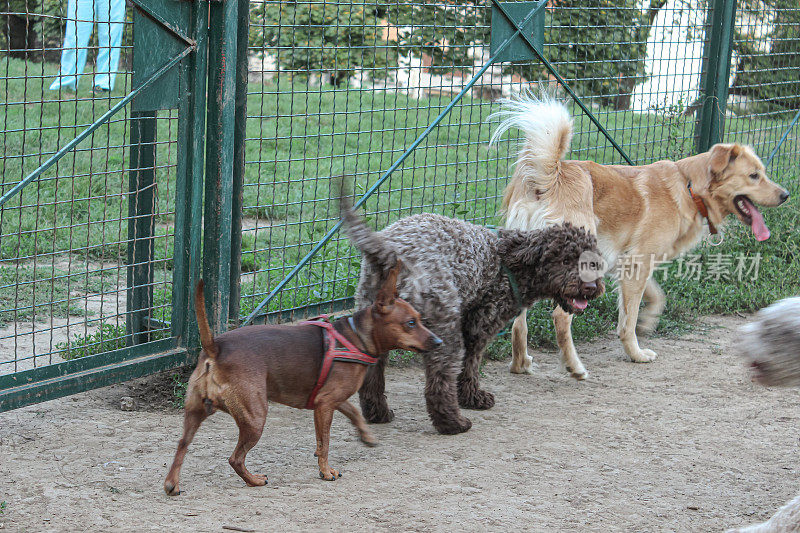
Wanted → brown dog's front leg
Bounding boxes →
[337,400,378,447]
[313,405,341,481]
[164,405,207,496]
[358,356,394,424]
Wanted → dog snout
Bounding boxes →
[581,278,605,297]
[581,280,597,294]
[780,190,790,204]
[428,334,443,349]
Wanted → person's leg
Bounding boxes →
[93,0,124,90]
[49,0,92,91]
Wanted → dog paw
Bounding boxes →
[319,468,341,481]
[509,352,538,375]
[566,366,588,380]
[246,474,268,487]
[163,480,181,496]
[629,348,658,363]
[636,317,658,336]
[434,416,472,435]
[458,389,495,410]
[364,408,395,424]
[360,432,379,448]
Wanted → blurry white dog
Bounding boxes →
[728,297,800,532]
[738,297,800,387]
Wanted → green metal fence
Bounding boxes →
[1,0,798,411]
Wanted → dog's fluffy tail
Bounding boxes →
[339,193,398,270]
[489,96,573,208]
[194,280,219,359]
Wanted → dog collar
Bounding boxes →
[687,181,718,235]
[501,263,524,311]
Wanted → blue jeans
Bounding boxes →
[49,0,125,91]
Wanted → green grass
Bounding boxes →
[55,323,128,360]
[170,372,188,409]
[0,263,123,325]
[54,321,171,360]
[3,54,800,364]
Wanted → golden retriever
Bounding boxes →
[490,97,789,379]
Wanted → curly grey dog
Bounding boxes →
[738,297,800,387]
[343,208,604,434]
[727,297,800,532]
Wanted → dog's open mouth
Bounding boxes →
[734,195,770,241]
[569,297,589,311]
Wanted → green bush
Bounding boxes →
[542,1,650,108]
[250,1,649,100]
[250,1,394,84]
[387,0,649,108]
[387,1,488,71]
[733,0,800,111]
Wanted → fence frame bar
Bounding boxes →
[127,111,158,345]
[172,0,210,350]
[696,0,738,152]
[228,0,250,326]
[201,0,240,336]
[764,108,800,167]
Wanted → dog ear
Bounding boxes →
[709,144,741,175]
[375,260,402,313]
[500,232,544,269]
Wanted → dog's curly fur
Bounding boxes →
[726,297,800,532]
[343,209,604,434]
[738,297,800,387]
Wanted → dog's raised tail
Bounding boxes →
[194,279,219,359]
[489,96,573,201]
[339,194,397,270]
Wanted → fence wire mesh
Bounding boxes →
[724,2,799,192]
[1,0,798,394]
[1,3,176,377]
[240,0,800,324]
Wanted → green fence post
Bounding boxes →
[172,0,208,351]
[696,0,737,153]
[127,111,157,345]
[203,0,239,335]
[228,0,249,326]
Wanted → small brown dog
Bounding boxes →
[164,262,440,494]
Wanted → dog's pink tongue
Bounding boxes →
[743,197,770,241]
[572,298,588,310]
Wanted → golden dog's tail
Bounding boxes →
[194,279,219,359]
[489,96,573,212]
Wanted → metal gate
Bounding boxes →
[1,0,798,411]
[0,0,250,410]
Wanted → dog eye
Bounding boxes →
[749,172,759,180]
[406,319,416,329]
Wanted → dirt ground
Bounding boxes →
[1,314,799,532]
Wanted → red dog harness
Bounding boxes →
[300,316,378,409]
